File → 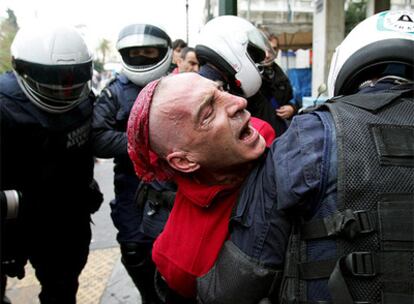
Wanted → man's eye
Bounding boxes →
[202,108,213,124]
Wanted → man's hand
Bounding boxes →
[276,105,295,119]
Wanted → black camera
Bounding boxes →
[0,190,21,221]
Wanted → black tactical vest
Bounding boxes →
[280,84,414,304]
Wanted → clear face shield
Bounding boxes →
[245,29,277,74]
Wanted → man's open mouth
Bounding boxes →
[239,123,253,140]
[239,117,258,143]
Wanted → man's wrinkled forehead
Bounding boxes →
[152,73,217,108]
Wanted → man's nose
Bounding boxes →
[226,95,247,116]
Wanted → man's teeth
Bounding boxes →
[240,125,251,140]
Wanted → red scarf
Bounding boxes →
[127,78,173,182]
[152,117,275,298]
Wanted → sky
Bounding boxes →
[0,0,206,58]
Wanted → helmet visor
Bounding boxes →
[13,59,92,101]
[119,46,168,68]
[13,59,92,88]
[246,30,276,68]
[117,24,171,48]
[25,77,91,102]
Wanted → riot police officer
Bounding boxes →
[197,9,414,304]
[92,23,174,304]
[0,25,102,304]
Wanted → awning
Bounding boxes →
[260,22,313,51]
[276,31,312,51]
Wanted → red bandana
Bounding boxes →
[127,79,173,182]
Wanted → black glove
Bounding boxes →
[2,257,26,279]
[1,219,27,280]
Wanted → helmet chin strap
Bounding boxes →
[377,75,411,84]
[359,75,411,90]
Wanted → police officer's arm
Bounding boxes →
[196,113,328,304]
[274,112,326,212]
[92,89,127,158]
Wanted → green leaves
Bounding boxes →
[0,9,18,74]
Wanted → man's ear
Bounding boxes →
[166,151,200,173]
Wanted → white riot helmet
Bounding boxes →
[328,10,414,97]
[195,16,276,98]
[116,24,172,86]
[11,25,93,114]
